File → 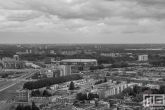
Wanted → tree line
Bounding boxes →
[76,92,99,101]
[149,59,165,66]
[11,102,39,110]
[23,74,83,90]
[111,62,128,68]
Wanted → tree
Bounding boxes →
[16,104,24,110]
[9,105,15,110]
[24,105,31,110]
[141,87,150,92]
[76,93,83,100]
[133,90,152,102]
[133,85,142,94]
[104,77,107,82]
[159,85,165,94]
[31,102,39,110]
[43,90,51,97]
[69,81,75,90]
[151,89,159,94]
[88,93,94,100]
[122,87,133,95]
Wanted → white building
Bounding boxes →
[50,50,55,54]
[100,53,115,57]
[138,55,148,61]
[60,65,71,76]
[46,69,54,78]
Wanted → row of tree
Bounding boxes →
[76,92,99,101]
[1,74,8,78]
[31,89,54,97]
[149,60,165,66]
[13,102,39,110]
[23,74,83,90]
[89,65,104,70]
[111,62,128,68]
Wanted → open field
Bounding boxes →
[0,82,25,101]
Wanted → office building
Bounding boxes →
[138,55,148,61]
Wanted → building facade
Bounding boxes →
[138,55,148,61]
[15,90,30,102]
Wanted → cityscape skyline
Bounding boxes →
[0,0,165,44]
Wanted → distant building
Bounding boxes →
[15,90,30,102]
[26,50,29,53]
[61,51,78,55]
[34,47,38,54]
[145,84,160,89]
[2,57,25,69]
[100,53,116,57]
[60,65,71,76]
[29,50,32,53]
[50,50,55,54]
[13,55,19,61]
[46,69,54,78]
[138,55,148,61]
[97,82,128,99]
[84,50,96,55]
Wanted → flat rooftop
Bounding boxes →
[61,59,97,63]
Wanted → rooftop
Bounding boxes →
[61,59,97,63]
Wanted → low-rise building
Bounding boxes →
[15,90,30,102]
[145,84,160,89]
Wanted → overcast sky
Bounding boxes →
[0,0,165,44]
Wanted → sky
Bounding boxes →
[0,0,165,44]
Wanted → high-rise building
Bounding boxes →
[138,55,148,61]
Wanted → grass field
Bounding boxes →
[0,82,25,101]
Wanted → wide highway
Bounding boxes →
[0,69,39,92]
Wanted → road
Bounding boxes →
[0,69,39,92]
[0,69,39,107]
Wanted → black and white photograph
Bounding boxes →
[0,0,165,110]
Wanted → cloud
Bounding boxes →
[6,10,43,22]
[0,0,165,35]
